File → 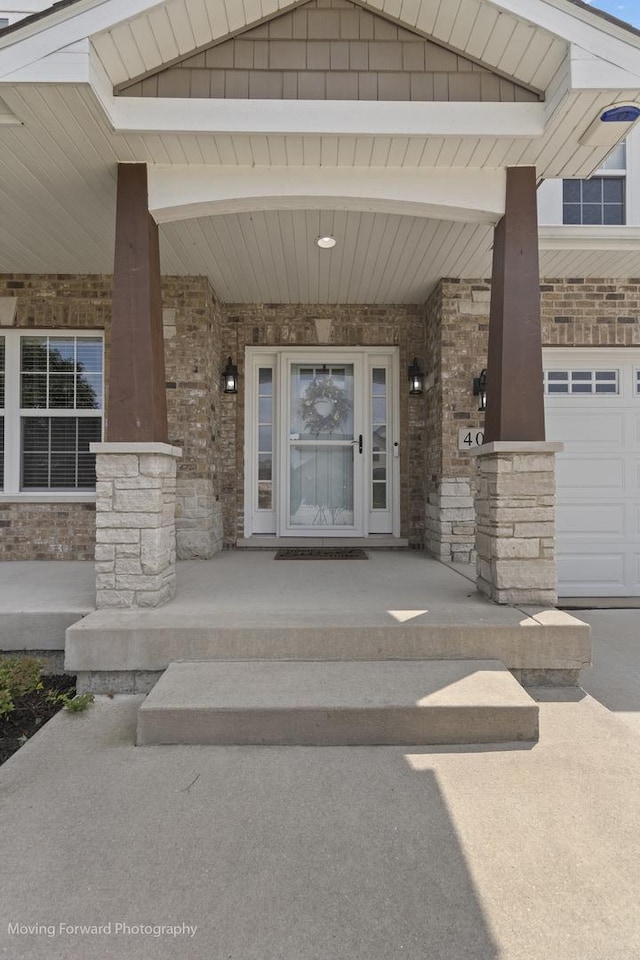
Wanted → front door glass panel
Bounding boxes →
[288,363,355,529]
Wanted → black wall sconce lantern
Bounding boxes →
[473,369,487,411]
[408,358,424,395]
[223,357,238,394]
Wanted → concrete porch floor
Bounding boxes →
[1,552,591,688]
[0,550,571,633]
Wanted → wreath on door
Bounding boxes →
[300,374,351,434]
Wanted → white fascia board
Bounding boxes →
[0,37,91,83]
[0,0,165,81]
[107,97,545,138]
[570,44,640,89]
[489,0,640,75]
[148,165,507,224]
[2,0,56,12]
[539,225,640,250]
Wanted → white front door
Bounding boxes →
[244,347,399,538]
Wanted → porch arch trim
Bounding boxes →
[148,165,507,224]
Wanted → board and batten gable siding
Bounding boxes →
[117,0,541,102]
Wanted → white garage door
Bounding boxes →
[544,348,640,597]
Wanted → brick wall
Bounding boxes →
[163,279,225,558]
[426,276,640,560]
[2,273,639,561]
[540,279,640,346]
[424,280,487,560]
[0,274,224,560]
[0,275,111,559]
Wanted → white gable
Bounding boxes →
[1,0,640,91]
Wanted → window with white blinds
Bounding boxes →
[1,332,103,494]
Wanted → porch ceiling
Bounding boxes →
[159,214,640,304]
[159,210,495,303]
[0,82,639,300]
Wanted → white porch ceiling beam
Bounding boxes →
[148,165,507,224]
[106,97,545,139]
[539,225,640,250]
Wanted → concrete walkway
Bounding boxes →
[579,609,640,736]
[1,611,639,959]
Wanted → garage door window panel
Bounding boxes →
[544,370,619,395]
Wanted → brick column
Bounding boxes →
[473,442,562,606]
[91,442,182,609]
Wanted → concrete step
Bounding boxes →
[67,612,591,676]
[136,659,539,746]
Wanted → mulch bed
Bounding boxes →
[0,675,76,767]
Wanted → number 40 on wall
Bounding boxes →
[458,428,485,451]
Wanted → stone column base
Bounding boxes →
[425,478,476,563]
[91,442,182,609]
[175,478,223,559]
[472,441,563,606]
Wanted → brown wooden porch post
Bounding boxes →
[108,162,168,442]
[484,166,544,443]
[473,166,562,608]
[90,162,181,615]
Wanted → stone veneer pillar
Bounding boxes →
[425,478,476,563]
[91,442,182,609]
[473,441,563,606]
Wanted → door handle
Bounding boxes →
[351,434,363,454]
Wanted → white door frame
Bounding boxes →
[243,346,400,538]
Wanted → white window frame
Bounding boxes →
[0,329,103,502]
[539,132,640,226]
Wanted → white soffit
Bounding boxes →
[1,81,640,289]
[538,225,640,282]
[158,210,495,303]
[0,1,638,184]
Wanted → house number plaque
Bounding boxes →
[458,428,485,451]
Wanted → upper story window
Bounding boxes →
[562,141,626,225]
[0,331,103,495]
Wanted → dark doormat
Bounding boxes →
[274,547,368,560]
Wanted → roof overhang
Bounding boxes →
[0,0,638,300]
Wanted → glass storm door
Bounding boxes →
[281,355,365,536]
[244,349,399,539]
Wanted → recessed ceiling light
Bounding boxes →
[316,235,337,249]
